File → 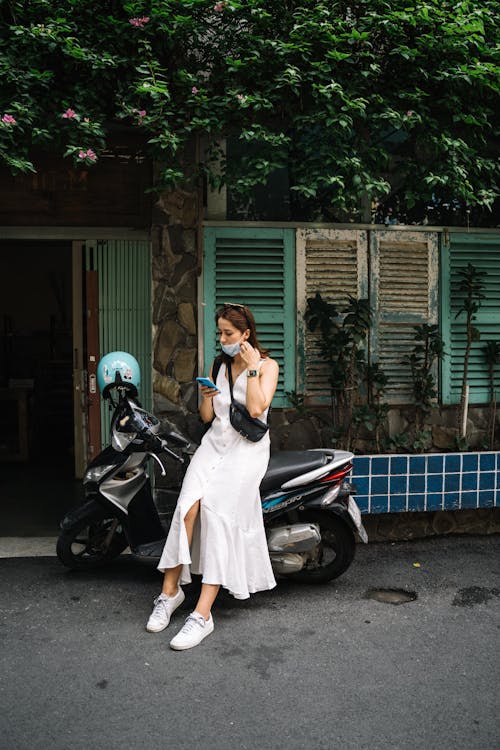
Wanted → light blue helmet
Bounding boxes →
[97,351,140,398]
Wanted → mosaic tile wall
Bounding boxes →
[351,452,499,514]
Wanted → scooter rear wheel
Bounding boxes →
[289,510,356,583]
[57,512,128,570]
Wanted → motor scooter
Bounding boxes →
[57,389,367,583]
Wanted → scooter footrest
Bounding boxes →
[135,539,166,558]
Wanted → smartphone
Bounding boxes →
[196,376,221,392]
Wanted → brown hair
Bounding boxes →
[215,303,270,362]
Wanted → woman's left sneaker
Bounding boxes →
[169,612,214,650]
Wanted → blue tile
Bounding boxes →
[390,475,407,494]
[391,456,408,474]
[444,473,460,492]
[462,454,478,472]
[480,453,495,471]
[408,494,426,511]
[371,476,389,495]
[390,495,407,512]
[371,457,389,475]
[354,456,370,475]
[427,474,443,492]
[408,474,425,493]
[427,455,444,473]
[479,472,496,491]
[370,496,389,513]
[462,473,478,491]
[353,477,370,496]
[445,454,461,472]
[478,490,494,508]
[409,456,426,474]
[460,491,478,509]
[356,496,369,513]
[426,493,443,511]
[443,492,461,510]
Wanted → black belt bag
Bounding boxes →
[228,365,269,442]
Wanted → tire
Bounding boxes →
[289,510,356,584]
[56,511,128,570]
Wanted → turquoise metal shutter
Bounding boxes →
[441,233,500,404]
[85,239,152,445]
[370,230,439,402]
[203,227,295,407]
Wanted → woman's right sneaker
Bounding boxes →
[146,588,185,632]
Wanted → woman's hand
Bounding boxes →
[199,384,218,400]
[239,340,260,369]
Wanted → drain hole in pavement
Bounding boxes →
[365,588,418,605]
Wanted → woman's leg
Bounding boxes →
[194,583,220,620]
[161,500,200,596]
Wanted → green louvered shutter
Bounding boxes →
[296,228,368,401]
[85,239,152,445]
[370,230,439,402]
[203,227,295,406]
[441,232,500,404]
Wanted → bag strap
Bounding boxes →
[211,355,223,388]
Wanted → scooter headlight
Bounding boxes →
[84,464,116,484]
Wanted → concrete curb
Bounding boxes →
[0,537,58,558]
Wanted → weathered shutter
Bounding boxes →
[441,232,500,404]
[203,227,295,407]
[85,239,152,445]
[296,228,368,401]
[370,230,439,402]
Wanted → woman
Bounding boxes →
[146,303,279,650]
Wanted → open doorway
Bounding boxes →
[0,240,82,536]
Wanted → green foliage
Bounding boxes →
[1,0,499,216]
[402,323,446,431]
[305,291,386,450]
[454,263,487,437]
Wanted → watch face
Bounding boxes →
[247,369,258,377]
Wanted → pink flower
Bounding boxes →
[1,114,16,124]
[78,149,97,161]
[138,110,146,118]
[214,2,224,10]
[62,108,77,119]
[191,86,199,95]
[407,110,414,117]
[84,117,90,123]
[236,94,244,101]
[129,17,150,27]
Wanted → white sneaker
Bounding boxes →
[146,588,185,633]
[169,612,214,650]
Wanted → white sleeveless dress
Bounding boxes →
[157,362,276,600]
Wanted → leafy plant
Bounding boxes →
[0,1,499,220]
[402,324,446,433]
[454,264,486,439]
[305,291,382,450]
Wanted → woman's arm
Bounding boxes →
[244,357,279,418]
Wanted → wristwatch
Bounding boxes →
[246,369,259,377]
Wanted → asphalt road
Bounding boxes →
[1,536,499,750]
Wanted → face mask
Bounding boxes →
[221,342,241,357]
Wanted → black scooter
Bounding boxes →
[57,391,367,583]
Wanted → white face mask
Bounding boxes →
[221,342,241,357]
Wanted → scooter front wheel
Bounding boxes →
[57,512,128,570]
[289,510,356,584]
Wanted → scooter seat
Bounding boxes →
[260,451,330,492]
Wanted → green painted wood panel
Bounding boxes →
[441,233,500,404]
[203,227,295,407]
[86,239,152,446]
